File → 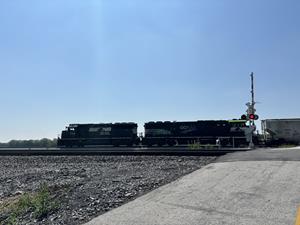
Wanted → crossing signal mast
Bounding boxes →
[241,72,258,148]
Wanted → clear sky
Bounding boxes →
[0,0,299,141]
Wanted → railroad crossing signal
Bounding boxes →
[241,73,259,122]
[240,114,259,121]
[241,72,259,149]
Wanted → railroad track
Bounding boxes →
[0,147,251,156]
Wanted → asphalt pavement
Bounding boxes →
[84,147,300,225]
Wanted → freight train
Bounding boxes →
[262,118,300,146]
[57,119,254,148]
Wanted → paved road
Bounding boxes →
[84,147,300,225]
[218,146,300,162]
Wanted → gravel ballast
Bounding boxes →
[0,155,216,225]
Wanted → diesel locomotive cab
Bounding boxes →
[57,123,139,147]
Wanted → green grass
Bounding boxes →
[188,142,217,150]
[32,183,59,219]
[0,183,60,225]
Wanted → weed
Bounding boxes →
[188,141,203,150]
[32,183,59,219]
[188,141,217,150]
[0,183,60,225]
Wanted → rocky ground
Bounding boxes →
[0,155,216,225]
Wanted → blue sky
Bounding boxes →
[0,0,299,141]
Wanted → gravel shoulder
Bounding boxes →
[0,155,216,225]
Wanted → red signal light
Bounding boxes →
[249,114,255,120]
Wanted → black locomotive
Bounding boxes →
[142,120,249,147]
[57,123,138,147]
[57,120,250,147]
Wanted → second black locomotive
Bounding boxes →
[142,120,249,147]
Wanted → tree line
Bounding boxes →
[0,138,57,148]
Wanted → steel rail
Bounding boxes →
[0,147,251,156]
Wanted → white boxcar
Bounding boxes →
[261,118,300,144]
